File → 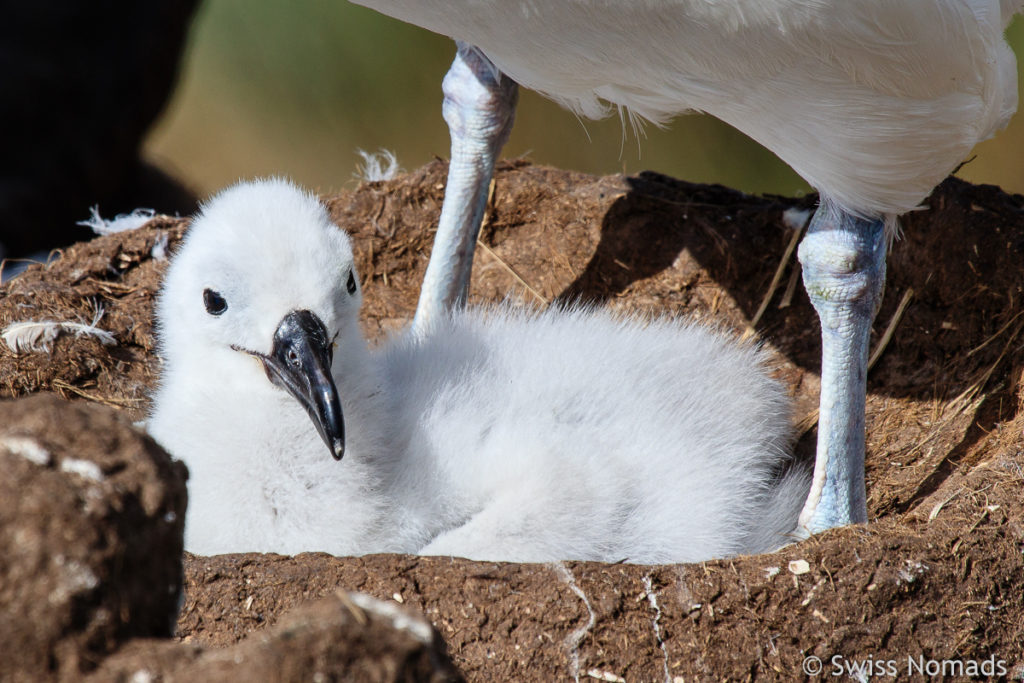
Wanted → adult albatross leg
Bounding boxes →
[412,42,518,335]
[796,202,887,534]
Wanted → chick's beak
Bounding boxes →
[258,310,345,460]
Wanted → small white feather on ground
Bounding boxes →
[2,305,116,354]
[151,232,170,261]
[77,206,156,235]
[354,149,401,182]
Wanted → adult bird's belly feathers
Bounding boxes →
[147,178,808,563]
[348,0,1024,534]
[353,0,1019,216]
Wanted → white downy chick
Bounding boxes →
[148,178,808,563]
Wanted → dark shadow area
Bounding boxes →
[555,170,821,374]
[889,324,1024,515]
[1,1,199,259]
[556,171,802,307]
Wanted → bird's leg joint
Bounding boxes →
[442,42,519,146]
[798,202,887,332]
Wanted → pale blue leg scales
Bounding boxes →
[797,201,887,534]
[412,42,518,336]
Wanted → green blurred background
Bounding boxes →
[144,0,1024,201]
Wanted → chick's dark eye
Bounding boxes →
[203,288,227,315]
[346,270,357,295]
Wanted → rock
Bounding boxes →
[92,592,462,682]
[0,395,187,681]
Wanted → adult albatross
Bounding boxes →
[348,0,1023,533]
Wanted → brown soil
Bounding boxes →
[0,394,187,681]
[1,160,1022,680]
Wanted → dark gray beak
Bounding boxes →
[255,310,345,460]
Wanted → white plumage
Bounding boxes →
[147,178,808,563]
[354,0,1019,216]
[345,0,1024,534]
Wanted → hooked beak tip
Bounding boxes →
[260,310,347,462]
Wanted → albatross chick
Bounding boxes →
[148,178,808,563]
